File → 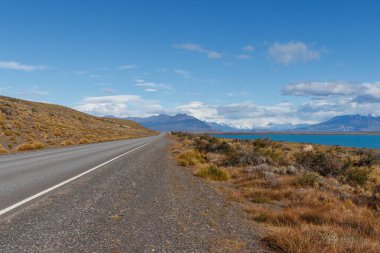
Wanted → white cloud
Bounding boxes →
[144,88,158,92]
[242,45,255,52]
[268,41,320,64]
[75,95,164,117]
[176,101,304,128]
[237,54,252,60]
[135,82,157,88]
[296,97,380,122]
[283,81,355,96]
[74,87,380,129]
[0,61,46,71]
[174,43,222,59]
[283,81,380,103]
[174,69,191,78]
[119,64,138,70]
[134,80,172,92]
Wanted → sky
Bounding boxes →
[1,0,380,128]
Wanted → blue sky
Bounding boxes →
[1,0,380,128]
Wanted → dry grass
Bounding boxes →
[16,141,45,151]
[0,144,8,154]
[172,133,380,253]
[111,214,121,222]
[178,149,206,166]
[0,96,156,154]
[195,165,230,181]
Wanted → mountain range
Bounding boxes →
[295,114,380,132]
[118,113,380,133]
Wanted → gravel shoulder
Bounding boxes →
[0,136,267,252]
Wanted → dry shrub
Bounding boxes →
[178,149,205,166]
[16,141,45,151]
[79,138,90,144]
[345,167,371,186]
[295,150,346,176]
[263,225,380,253]
[60,140,75,146]
[195,165,230,181]
[0,144,8,154]
[172,133,380,253]
[294,173,320,187]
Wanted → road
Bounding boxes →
[0,134,266,252]
[0,135,159,213]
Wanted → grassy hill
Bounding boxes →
[0,96,156,154]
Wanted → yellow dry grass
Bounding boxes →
[0,96,156,154]
[172,133,380,253]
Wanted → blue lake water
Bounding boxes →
[212,133,380,149]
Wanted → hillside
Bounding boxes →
[0,96,156,154]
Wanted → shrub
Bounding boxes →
[194,135,232,154]
[253,213,268,223]
[195,165,230,181]
[345,167,371,186]
[16,141,45,151]
[224,148,266,166]
[295,173,320,187]
[295,151,344,176]
[252,138,271,148]
[178,149,205,166]
[60,140,75,146]
[355,153,376,167]
[0,144,8,154]
[79,138,90,144]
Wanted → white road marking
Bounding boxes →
[0,138,157,216]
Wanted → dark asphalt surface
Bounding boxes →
[0,135,159,211]
[0,135,266,252]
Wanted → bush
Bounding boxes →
[16,141,45,151]
[60,140,75,146]
[252,138,271,148]
[178,150,205,166]
[295,173,320,187]
[79,138,90,144]
[224,148,266,166]
[355,153,376,167]
[345,167,371,186]
[295,151,344,176]
[195,165,230,181]
[253,213,268,223]
[0,144,8,154]
[194,135,232,154]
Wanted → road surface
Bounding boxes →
[0,135,159,212]
[0,134,266,252]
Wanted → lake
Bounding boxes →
[212,133,380,149]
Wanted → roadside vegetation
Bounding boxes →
[0,96,156,154]
[171,132,380,253]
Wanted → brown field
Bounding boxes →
[171,132,380,253]
[0,96,156,154]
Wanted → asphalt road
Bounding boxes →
[0,134,160,212]
[0,134,266,252]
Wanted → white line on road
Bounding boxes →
[0,138,157,217]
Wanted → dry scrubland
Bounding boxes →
[172,132,380,253]
[0,96,155,154]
